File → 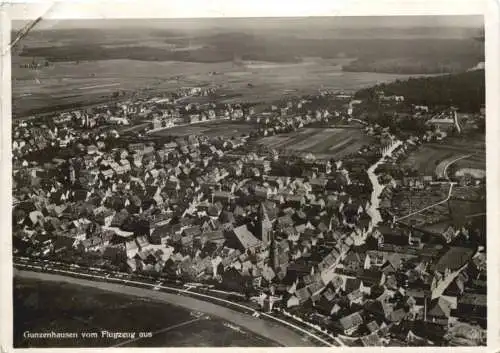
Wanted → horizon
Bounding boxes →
[12,15,484,31]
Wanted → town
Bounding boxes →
[12,78,486,347]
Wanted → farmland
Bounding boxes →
[12,19,483,118]
[149,120,258,138]
[401,135,485,177]
[256,127,374,159]
[12,57,431,119]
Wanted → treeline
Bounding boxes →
[18,30,484,74]
[354,69,485,112]
[342,58,478,74]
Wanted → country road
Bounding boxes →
[395,182,455,222]
[14,267,337,347]
[435,154,473,180]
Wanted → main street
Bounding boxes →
[366,139,403,233]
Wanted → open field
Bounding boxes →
[124,319,278,347]
[13,276,280,348]
[397,184,485,232]
[149,120,258,138]
[257,127,374,159]
[401,135,485,177]
[12,57,431,118]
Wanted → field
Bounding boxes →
[401,135,485,177]
[149,120,258,138]
[12,19,483,118]
[12,57,429,118]
[256,127,374,159]
[13,277,279,348]
[397,185,485,232]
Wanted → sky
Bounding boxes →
[18,16,484,28]
[7,0,484,30]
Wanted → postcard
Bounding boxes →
[0,0,498,352]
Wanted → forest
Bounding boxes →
[16,28,484,74]
[354,69,485,112]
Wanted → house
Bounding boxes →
[182,226,202,239]
[277,215,294,230]
[103,245,126,263]
[221,267,246,292]
[285,195,305,208]
[361,332,383,346]
[344,277,362,293]
[456,293,486,325]
[79,236,103,252]
[202,230,226,247]
[164,142,178,153]
[309,178,328,192]
[388,307,407,323]
[366,320,380,333]
[342,251,366,273]
[336,311,364,336]
[364,299,394,322]
[347,289,364,306]
[135,235,150,250]
[432,247,475,274]
[225,225,262,253]
[426,296,456,326]
[296,285,312,303]
[357,269,386,287]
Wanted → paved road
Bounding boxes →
[366,140,403,232]
[14,269,319,347]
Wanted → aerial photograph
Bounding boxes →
[11,15,486,347]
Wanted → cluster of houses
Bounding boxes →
[12,90,486,346]
[12,86,223,158]
[12,120,81,158]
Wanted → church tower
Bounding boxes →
[257,203,273,247]
[69,159,76,185]
[270,231,281,271]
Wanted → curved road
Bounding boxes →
[435,154,473,180]
[14,269,322,347]
[366,140,403,233]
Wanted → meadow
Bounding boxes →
[150,120,258,138]
[13,277,279,348]
[12,20,483,118]
[12,57,431,118]
[257,127,374,159]
[401,135,485,177]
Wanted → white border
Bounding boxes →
[1,1,498,353]
[1,0,489,19]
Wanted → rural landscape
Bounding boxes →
[11,15,486,348]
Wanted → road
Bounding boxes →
[395,182,455,222]
[435,154,473,180]
[14,262,342,347]
[348,118,368,126]
[366,139,403,233]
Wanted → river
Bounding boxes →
[14,270,311,347]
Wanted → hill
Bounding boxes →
[354,69,485,112]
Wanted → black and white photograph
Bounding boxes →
[2,0,497,349]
